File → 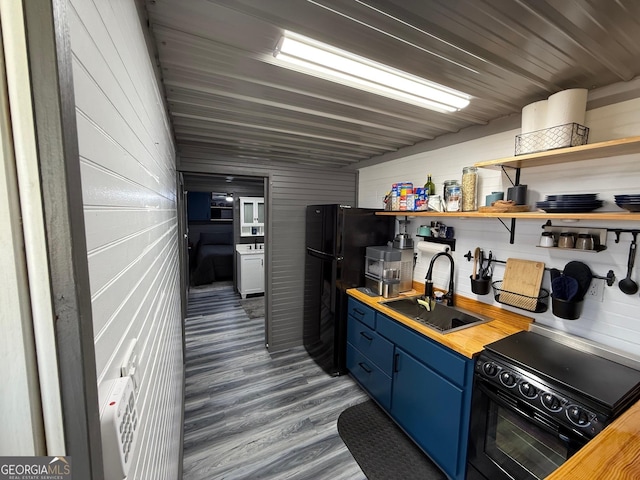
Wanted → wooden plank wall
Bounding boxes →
[68,1,183,478]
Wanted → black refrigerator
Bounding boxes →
[303,205,395,376]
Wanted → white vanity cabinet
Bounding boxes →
[236,244,264,298]
[239,197,265,237]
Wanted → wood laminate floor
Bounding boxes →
[183,282,368,479]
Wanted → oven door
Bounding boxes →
[467,377,589,480]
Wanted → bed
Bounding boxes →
[191,231,234,285]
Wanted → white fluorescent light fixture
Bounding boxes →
[273,31,471,113]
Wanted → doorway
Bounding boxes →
[181,173,267,337]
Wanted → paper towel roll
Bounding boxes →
[521,100,549,153]
[521,100,548,133]
[417,241,448,255]
[546,88,588,128]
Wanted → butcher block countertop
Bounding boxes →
[346,285,640,480]
[346,285,533,359]
[546,399,640,479]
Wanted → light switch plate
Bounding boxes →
[120,339,139,394]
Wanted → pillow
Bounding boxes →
[199,231,233,245]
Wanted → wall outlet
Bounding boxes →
[586,280,604,302]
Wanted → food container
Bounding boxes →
[461,166,478,211]
[576,233,594,250]
[443,180,461,212]
[539,231,555,247]
[558,232,575,248]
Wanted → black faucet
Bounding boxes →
[424,251,455,307]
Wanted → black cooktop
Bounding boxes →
[484,331,640,413]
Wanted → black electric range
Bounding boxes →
[476,330,640,438]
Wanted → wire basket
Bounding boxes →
[492,280,549,313]
[515,123,589,155]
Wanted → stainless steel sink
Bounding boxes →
[380,296,491,334]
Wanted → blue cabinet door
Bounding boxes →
[391,348,464,480]
[187,192,211,221]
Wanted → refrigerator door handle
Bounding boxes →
[330,258,338,313]
[307,247,335,261]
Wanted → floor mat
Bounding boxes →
[337,400,447,480]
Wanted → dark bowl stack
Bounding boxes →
[615,195,640,212]
[535,193,603,213]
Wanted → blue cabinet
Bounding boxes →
[187,192,211,221]
[346,297,474,480]
[346,298,394,409]
[392,348,466,479]
[346,343,392,409]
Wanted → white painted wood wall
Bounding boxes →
[359,96,640,356]
[69,1,182,478]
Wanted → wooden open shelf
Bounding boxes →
[473,135,640,170]
[379,136,640,241]
[376,211,640,221]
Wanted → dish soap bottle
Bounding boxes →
[424,174,435,195]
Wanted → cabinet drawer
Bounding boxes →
[347,317,395,376]
[376,312,469,388]
[347,298,376,329]
[346,344,392,410]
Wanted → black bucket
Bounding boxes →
[551,295,583,320]
[470,275,491,295]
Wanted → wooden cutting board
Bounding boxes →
[500,258,545,311]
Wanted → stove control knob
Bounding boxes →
[567,405,591,427]
[541,392,562,411]
[482,362,499,377]
[499,371,517,387]
[519,382,537,398]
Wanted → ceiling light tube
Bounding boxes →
[273,31,471,113]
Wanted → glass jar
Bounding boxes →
[443,180,461,212]
[461,166,478,211]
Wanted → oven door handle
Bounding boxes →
[476,379,563,437]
